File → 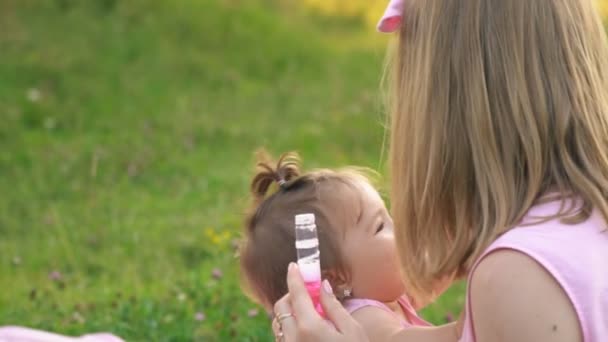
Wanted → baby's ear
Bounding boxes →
[323,269,354,300]
[321,269,348,288]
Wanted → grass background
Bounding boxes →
[1,0,604,340]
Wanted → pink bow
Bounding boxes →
[377,0,404,33]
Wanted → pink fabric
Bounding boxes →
[0,326,124,342]
[343,296,431,327]
[377,0,404,33]
[459,199,608,342]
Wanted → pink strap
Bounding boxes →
[343,298,390,315]
[343,297,431,327]
[377,0,404,33]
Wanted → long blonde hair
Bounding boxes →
[388,0,608,302]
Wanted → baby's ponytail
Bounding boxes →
[250,151,301,203]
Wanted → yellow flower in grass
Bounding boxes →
[204,227,232,247]
[302,0,386,28]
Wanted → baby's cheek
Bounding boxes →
[350,254,381,295]
[363,248,405,300]
[381,244,406,291]
[367,270,404,301]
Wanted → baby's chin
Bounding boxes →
[366,282,406,303]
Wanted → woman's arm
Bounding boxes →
[389,323,460,342]
[470,250,582,342]
[352,306,461,342]
[350,307,405,341]
[275,263,461,342]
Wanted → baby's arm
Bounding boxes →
[352,308,460,342]
[351,307,405,341]
[389,324,459,342]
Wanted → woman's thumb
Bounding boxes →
[320,280,354,332]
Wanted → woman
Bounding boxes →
[273,0,608,341]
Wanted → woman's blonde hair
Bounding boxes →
[388,0,608,302]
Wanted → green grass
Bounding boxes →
[0,0,464,340]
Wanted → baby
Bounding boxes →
[239,152,432,339]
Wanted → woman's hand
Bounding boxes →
[272,263,369,342]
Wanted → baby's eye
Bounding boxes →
[375,222,385,234]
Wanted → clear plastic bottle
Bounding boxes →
[294,213,325,317]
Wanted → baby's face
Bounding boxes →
[341,181,405,302]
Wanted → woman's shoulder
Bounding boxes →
[467,250,582,342]
[460,203,608,342]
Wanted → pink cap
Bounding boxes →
[377,0,404,33]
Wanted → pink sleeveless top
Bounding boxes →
[343,296,431,327]
[459,199,608,342]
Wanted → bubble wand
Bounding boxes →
[294,213,325,317]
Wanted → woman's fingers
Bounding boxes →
[274,294,297,341]
[277,263,368,342]
[286,263,320,323]
[282,263,367,342]
[319,280,358,333]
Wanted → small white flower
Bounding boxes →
[44,117,56,130]
[248,308,259,317]
[27,88,41,102]
[12,256,21,266]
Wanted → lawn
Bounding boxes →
[0,0,464,340]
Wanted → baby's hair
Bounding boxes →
[249,152,300,205]
[239,151,376,307]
